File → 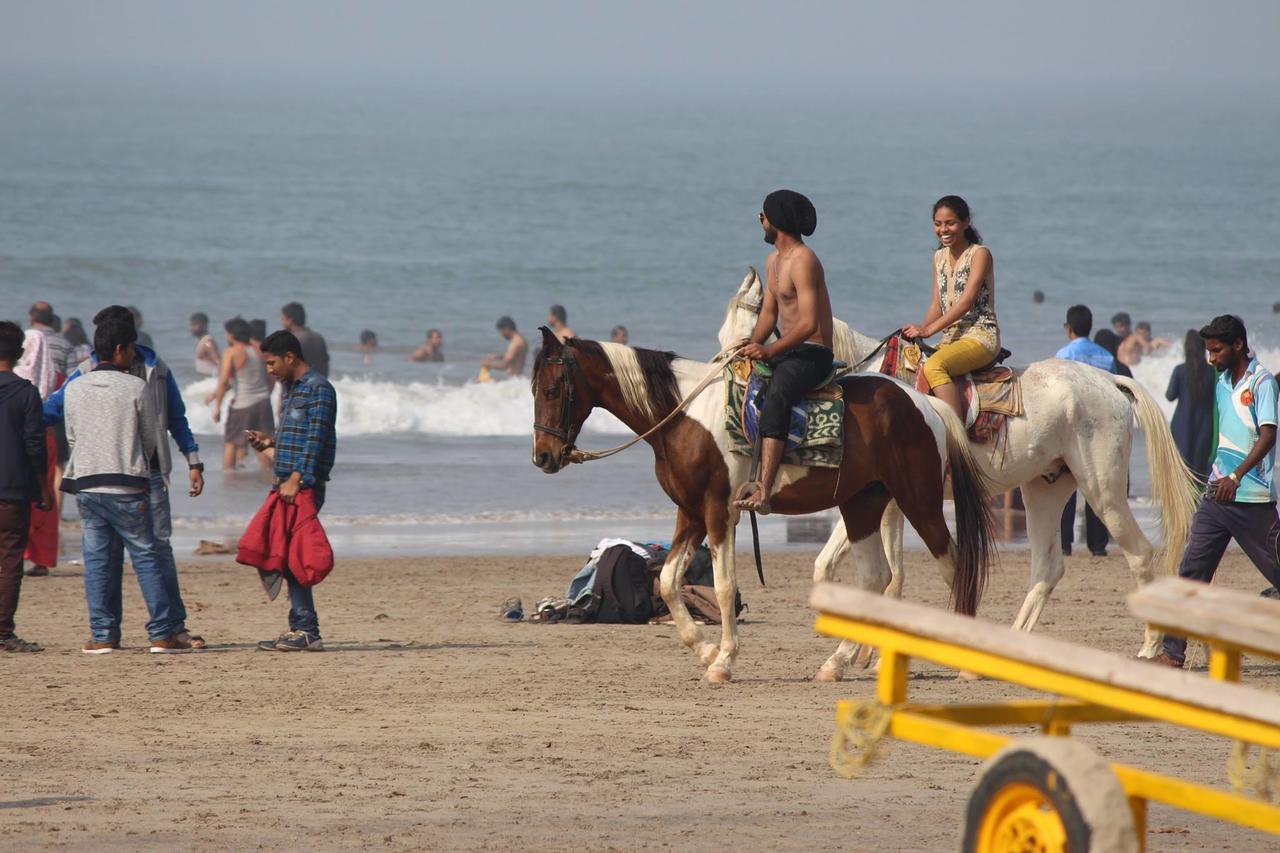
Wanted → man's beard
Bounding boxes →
[763,228,777,245]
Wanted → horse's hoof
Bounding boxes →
[698,643,720,666]
[814,667,843,683]
[706,665,732,684]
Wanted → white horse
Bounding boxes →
[718,268,1200,680]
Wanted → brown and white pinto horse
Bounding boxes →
[530,327,996,683]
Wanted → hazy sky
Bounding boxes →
[2,0,1277,95]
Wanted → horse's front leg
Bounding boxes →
[657,508,713,662]
[706,510,740,683]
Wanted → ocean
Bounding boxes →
[3,81,1278,556]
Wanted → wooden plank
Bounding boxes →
[1128,577,1280,659]
[810,582,1280,729]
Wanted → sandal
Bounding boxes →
[2,636,43,653]
[499,598,524,621]
[732,480,772,515]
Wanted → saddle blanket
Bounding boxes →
[908,357,1024,445]
[724,361,844,469]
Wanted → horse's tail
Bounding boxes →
[1113,375,1201,575]
[929,398,998,616]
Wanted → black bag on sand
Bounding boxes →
[589,544,658,624]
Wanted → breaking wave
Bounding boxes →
[180,375,629,438]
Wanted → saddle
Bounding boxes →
[723,359,846,469]
[882,336,1023,444]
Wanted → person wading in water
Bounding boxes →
[733,189,835,515]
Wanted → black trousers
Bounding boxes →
[759,344,834,440]
[1061,492,1109,555]
[1162,498,1280,663]
[0,500,31,637]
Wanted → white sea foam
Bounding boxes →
[180,375,629,438]
[1130,344,1280,419]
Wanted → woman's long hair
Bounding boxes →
[1182,329,1214,405]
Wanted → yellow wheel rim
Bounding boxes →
[976,781,1069,853]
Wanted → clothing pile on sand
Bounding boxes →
[503,538,744,626]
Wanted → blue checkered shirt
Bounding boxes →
[274,369,337,487]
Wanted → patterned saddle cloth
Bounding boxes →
[723,360,844,469]
[880,335,1024,444]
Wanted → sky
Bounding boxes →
[2,0,1277,97]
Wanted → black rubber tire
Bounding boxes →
[962,737,1138,853]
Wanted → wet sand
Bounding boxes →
[3,548,1277,850]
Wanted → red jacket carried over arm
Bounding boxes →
[237,490,334,597]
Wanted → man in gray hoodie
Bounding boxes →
[45,304,206,647]
[62,316,191,654]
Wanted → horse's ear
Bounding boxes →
[737,267,758,295]
[539,326,562,352]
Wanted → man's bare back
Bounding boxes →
[766,245,833,351]
[505,333,528,375]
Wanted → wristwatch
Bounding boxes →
[190,463,205,472]
[1227,472,1240,484]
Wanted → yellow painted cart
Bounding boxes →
[811,578,1280,852]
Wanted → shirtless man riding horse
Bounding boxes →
[734,189,835,515]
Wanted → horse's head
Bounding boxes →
[717,266,765,351]
[530,327,595,474]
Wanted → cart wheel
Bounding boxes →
[962,737,1138,853]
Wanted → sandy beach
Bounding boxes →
[1,546,1276,851]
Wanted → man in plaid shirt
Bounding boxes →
[246,330,337,651]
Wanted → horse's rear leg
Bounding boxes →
[816,489,893,683]
[813,518,852,584]
[881,501,906,598]
[1014,475,1077,633]
[813,501,903,597]
[1075,467,1162,657]
[657,509,713,663]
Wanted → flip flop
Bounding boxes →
[2,636,43,653]
[499,598,524,621]
[732,480,771,515]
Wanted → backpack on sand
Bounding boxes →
[588,544,658,624]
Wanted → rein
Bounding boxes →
[557,342,746,465]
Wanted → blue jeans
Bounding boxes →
[284,484,325,638]
[148,471,189,630]
[78,491,183,642]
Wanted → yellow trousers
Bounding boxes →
[922,338,998,389]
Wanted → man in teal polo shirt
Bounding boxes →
[1153,315,1279,667]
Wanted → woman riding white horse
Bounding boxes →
[901,195,1000,422]
[719,268,1200,679]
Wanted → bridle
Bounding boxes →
[533,345,593,456]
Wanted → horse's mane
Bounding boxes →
[567,339,680,422]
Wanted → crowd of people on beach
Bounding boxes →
[1,301,337,654]
[1,191,1276,661]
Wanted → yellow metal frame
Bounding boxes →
[815,611,1280,842]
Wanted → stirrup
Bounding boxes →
[732,480,772,515]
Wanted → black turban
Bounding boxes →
[762,189,816,237]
